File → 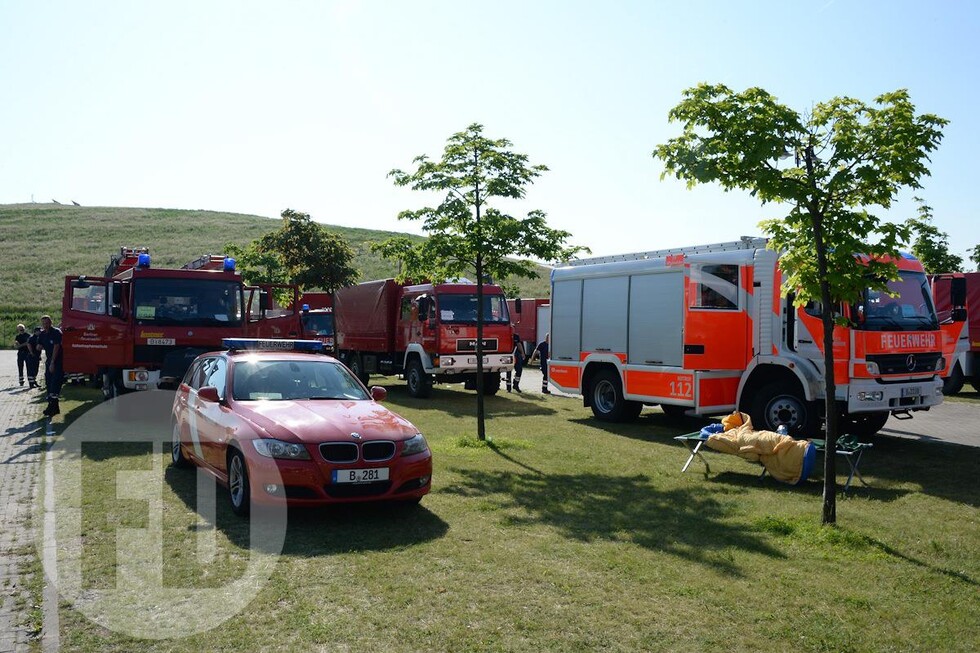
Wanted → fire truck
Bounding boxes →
[930,272,976,394]
[548,237,965,436]
[62,247,303,398]
[334,279,515,397]
[507,297,550,357]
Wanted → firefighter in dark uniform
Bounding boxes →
[26,327,42,388]
[14,324,30,386]
[530,333,550,394]
[38,315,64,416]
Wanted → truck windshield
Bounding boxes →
[301,312,334,336]
[855,271,939,332]
[437,293,510,324]
[133,279,244,326]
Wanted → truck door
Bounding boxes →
[61,276,128,375]
[683,263,748,370]
[246,285,301,339]
[795,301,849,380]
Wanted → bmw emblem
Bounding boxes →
[350,432,362,440]
[906,354,916,371]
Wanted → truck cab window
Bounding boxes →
[691,264,738,310]
[71,283,108,314]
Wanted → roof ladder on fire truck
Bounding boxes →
[565,236,770,266]
[104,246,150,277]
[182,254,229,271]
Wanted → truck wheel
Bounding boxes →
[482,372,501,396]
[750,382,817,436]
[843,411,890,439]
[589,369,639,422]
[406,359,432,398]
[348,354,370,387]
[942,362,964,396]
[660,404,689,419]
[102,371,123,401]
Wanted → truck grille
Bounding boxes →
[867,352,941,375]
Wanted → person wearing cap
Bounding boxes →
[37,315,64,416]
[13,324,30,386]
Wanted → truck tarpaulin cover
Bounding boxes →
[933,272,980,350]
[334,279,401,351]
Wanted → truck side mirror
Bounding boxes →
[514,298,522,314]
[417,297,430,322]
[951,277,967,308]
[259,290,270,313]
[951,307,968,322]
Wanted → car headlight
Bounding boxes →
[252,438,311,460]
[401,433,428,457]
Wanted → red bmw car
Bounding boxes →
[170,339,432,516]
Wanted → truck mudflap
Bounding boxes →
[846,376,943,413]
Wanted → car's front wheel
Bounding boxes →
[171,423,190,468]
[227,448,251,518]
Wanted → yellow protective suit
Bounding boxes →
[706,412,811,484]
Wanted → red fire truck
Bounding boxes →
[62,247,303,398]
[334,279,515,397]
[930,272,976,394]
[548,238,965,436]
[507,298,550,357]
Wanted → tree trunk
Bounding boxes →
[805,146,837,525]
[474,146,487,441]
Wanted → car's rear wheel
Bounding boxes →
[228,449,251,518]
[171,423,190,468]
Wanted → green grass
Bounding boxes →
[0,203,552,345]
[944,386,980,404]
[40,381,980,652]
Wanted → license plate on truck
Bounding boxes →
[901,387,920,398]
[332,468,389,484]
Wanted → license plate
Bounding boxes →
[901,387,920,398]
[332,468,389,484]
[147,338,175,346]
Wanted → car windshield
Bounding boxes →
[437,293,510,324]
[133,279,244,326]
[232,359,369,401]
[855,271,939,332]
[301,312,334,336]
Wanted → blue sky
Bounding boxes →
[2,0,977,263]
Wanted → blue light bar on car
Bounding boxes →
[222,338,324,352]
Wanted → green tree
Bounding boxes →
[228,209,358,292]
[655,85,946,524]
[906,198,963,273]
[969,244,980,271]
[377,123,586,441]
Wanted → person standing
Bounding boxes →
[26,326,42,388]
[38,315,64,416]
[14,324,31,386]
[530,333,551,394]
[505,334,524,393]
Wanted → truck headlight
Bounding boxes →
[935,357,946,372]
[252,438,311,460]
[401,434,428,457]
[865,362,879,375]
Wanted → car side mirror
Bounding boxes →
[198,386,221,403]
[371,386,387,402]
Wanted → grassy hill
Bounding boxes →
[0,203,551,345]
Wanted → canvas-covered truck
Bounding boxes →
[931,272,976,394]
[334,279,515,397]
[62,247,303,398]
[548,237,965,437]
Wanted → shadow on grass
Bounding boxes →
[569,411,714,444]
[380,381,559,419]
[440,467,785,576]
[164,466,449,557]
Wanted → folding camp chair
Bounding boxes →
[808,435,873,493]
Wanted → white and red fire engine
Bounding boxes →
[548,237,965,436]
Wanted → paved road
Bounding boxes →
[0,350,47,651]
